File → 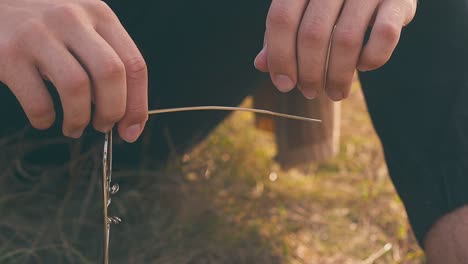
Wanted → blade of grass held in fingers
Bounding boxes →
[148,106,322,123]
[101,105,319,263]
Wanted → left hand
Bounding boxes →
[254,0,417,100]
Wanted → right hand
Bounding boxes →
[254,0,416,101]
[0,0,148,142]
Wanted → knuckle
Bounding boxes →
[299,20,328,44]
[88,1,115,19]
[299,73,322,88]
[16,19,49,41]
[100,107,126,124]
[97,57,126,79]
[267,3,296,29]
[47,3,83,23]
[125,57,148,81]
[333,29,361,49]
[64,71,90,96]
[375,22,401,44]
[126,103,148,122]
[270,52,292,69]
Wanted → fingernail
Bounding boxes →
[327,89,344,101]
[302,89,319,99]
[274,75,295,92]
[125,123,142,143]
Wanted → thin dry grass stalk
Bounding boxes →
[148,106,322,123]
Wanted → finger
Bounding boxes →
[16,20,91,137]
[254,32,269,72]
[65,27,127,134]
[254,43,269,73]
[357,0,415,71]
[3,63,55,130]
[297,0,344,99]
[29,39,92,138]
[94,5,149,143]
[326,0,380,101]
[266,0,308,92]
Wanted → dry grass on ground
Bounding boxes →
[0,82,424,263]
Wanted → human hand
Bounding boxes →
[0,0,148,142]
[254,0,417,100]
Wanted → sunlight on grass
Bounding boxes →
[0,80,425,263]
[178,81,425,263]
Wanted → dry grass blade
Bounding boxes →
[362,243,393,264]
[148,106,322,123]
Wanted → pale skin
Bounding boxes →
[0,0,149,142]
[0,0,467,261]
[254,0,417,100]
[425,205,468,264]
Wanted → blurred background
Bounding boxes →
[0,78,425,263]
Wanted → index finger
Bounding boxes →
[94,3,149,143]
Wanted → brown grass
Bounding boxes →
[0,81,424,263]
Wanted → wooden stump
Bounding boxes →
[253,81,341,169]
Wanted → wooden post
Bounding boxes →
[253,80,341,169]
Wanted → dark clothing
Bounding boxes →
[359,0,468,247]
[1,0,467,248]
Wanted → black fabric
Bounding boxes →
[359,0,468,247]
[104,0,271,161]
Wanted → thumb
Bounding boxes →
[254,42,269,72]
